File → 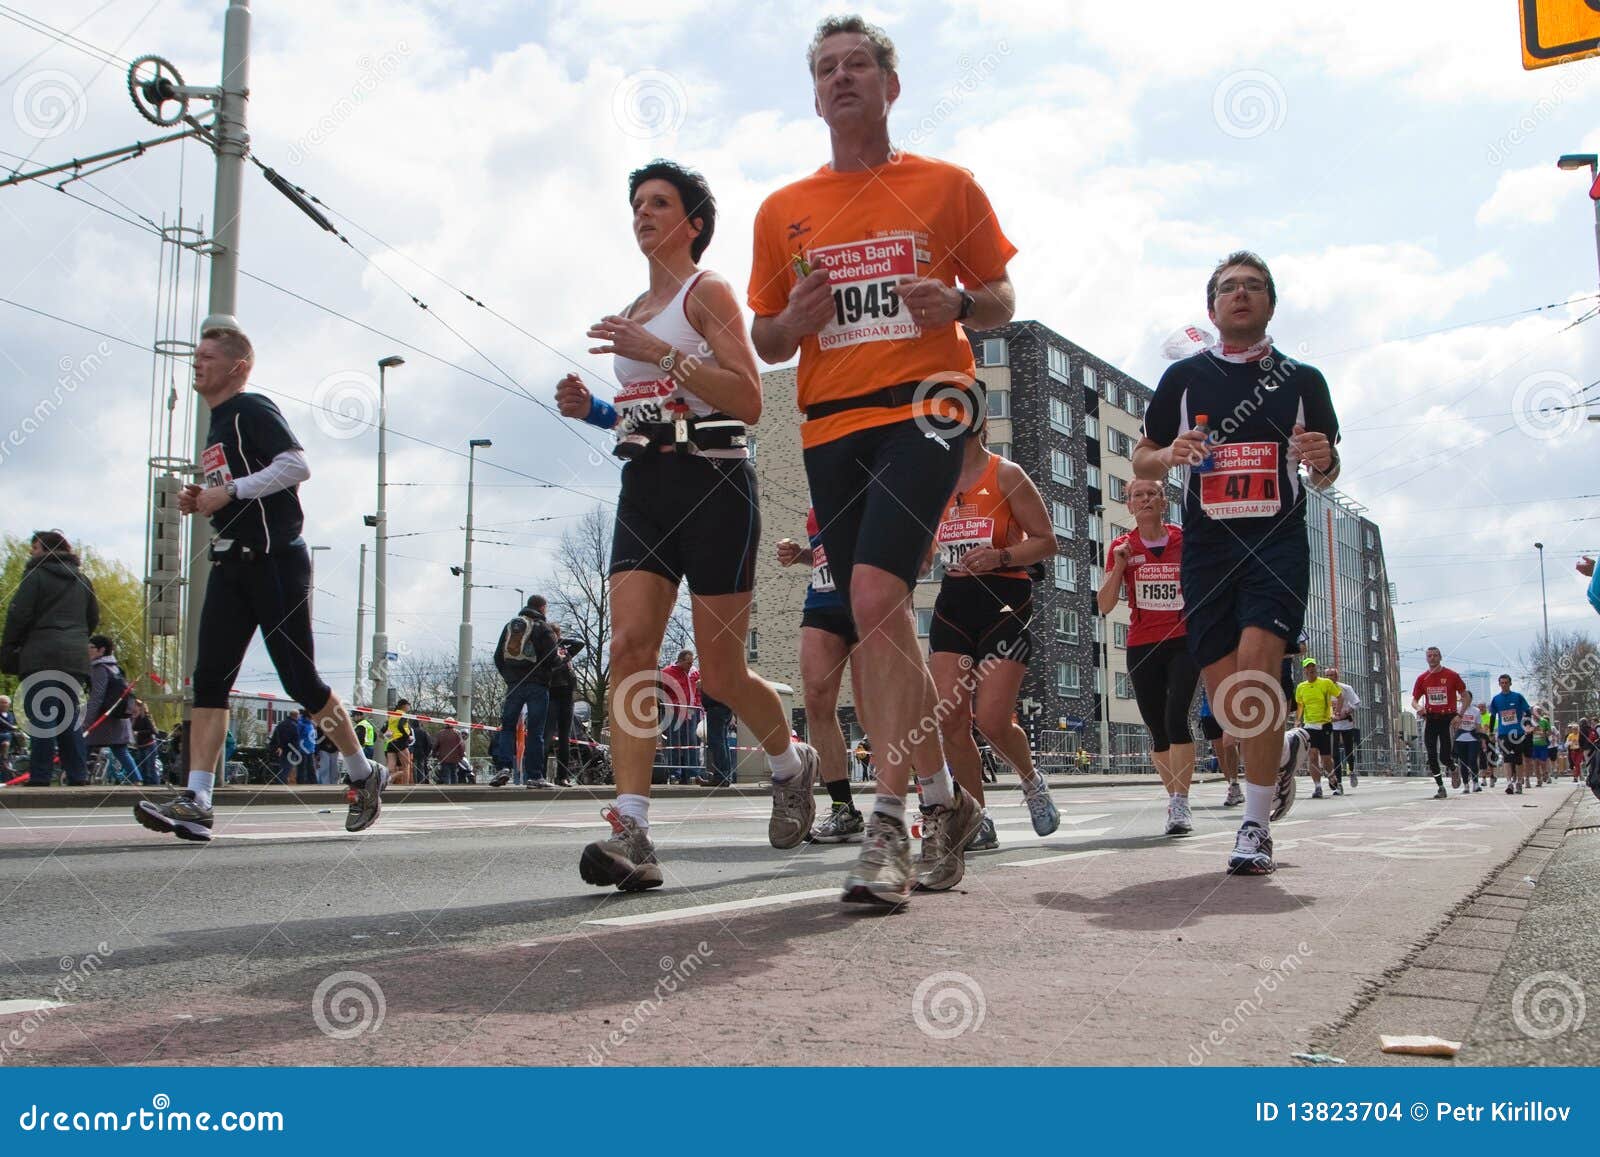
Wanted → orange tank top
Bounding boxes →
[935,453,1028,580]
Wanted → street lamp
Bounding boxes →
[1093,503,1110,769]
[371,354,404,709]
[353,538,369,707]
[1535,541,1551,709]
[308,544,329,614]
[1556,153,1600,289]
[456,438,492,728]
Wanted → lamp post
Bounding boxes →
[1093,503,1110,769]
[1535,541,1551,709]
[455,438,492,728]
[371,354,404,709]
[1557,153,1600,289]
[308,545,329,614]
[353,540,368,707]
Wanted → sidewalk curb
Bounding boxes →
[1309,786,1585,1065]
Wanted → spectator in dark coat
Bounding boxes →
[269,713,301,785]
[1,531,97,785]
[85,634,141,783]
[130,698,160,785]
[493,595,558,787]
[412,722,433,784]
[434,726,468,785]
[545,625,585,787]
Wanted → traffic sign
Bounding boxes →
[1521,0,1600,69]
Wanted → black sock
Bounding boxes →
[826,778,856,809]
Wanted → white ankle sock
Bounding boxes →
[186,770,215,809]
[917,767,955,806]
[342,750,372,783]
[1243,783,1274,826]
[767,742,803,781]
[616,793,649,831]
[1170,792,1188,803]
[873,794,907,824]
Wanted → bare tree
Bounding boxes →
[549,505,613,731]
[1525,630,1600,721]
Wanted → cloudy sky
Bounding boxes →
[2,0,1597,702]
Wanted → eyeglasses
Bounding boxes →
[1215,278,1269,297]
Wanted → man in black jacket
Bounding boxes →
[494,595,558,787]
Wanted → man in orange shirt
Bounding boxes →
[749,14,1019,907]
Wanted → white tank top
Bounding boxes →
[611,271,743,459]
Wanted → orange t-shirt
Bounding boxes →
[935,453,1028,581]
[748,153,1017,449]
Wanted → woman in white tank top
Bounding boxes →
[554,161,818,893]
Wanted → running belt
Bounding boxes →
[803,379,982,426]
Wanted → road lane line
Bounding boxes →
[584,888,838,927]
[1000,848,1120,868]
[0,999,65,1016]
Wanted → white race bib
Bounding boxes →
[1426,687,1448,706]
[1199,441,1281,518]
[1499,708,1518,726]
[810,544,835,594]
[809,235,919,351]
[614,378,676,432]
[201,442,234,488]
[1133,562,1182,611]
[937,516,994,571]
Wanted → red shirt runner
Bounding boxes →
[1109,524,1186,647]
[1412,667,1466,716]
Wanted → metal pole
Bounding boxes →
[1099,629,1110,769]
[1591,164,1600,290]
[353,542,367,707]
[372,357,400,708]
[184,0,250,772]
[456,440,490,726]
[1536,542,1550,707]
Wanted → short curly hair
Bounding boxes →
[807,14,897,77]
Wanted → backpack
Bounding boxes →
[103,665,130,720]
[500,614,540,662]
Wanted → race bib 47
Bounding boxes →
[1199,441,1281,518]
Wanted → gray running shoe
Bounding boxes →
[1226,820,1275,875]
[1022,774,1060,835]
[811,801,865,844]
[768,743,819,849]
[842,810,912,907]
[1165,796,1194,835]
[1223,781,1245,807]
[1274,729,1302,821]
[965,812,999,851]
[1433,785,1448,800]
[345,760,389,832]
[580,807,664,891]
[133,790,214,842]
[1311,786,1324,799]
[915,785,982,892]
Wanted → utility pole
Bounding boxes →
[353,541,368,707]
[371,354,404,709]
[1536,542,1551,708]
[456,438,492,727]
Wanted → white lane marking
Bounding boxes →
[584,888,838,927]
[1001,848,1120,868]
[0,999,66,1016]
[216,829,425,841]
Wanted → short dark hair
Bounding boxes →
[807,14,898,75]
[1205,250,1277,311]
[395,698,410,710]
[1499,673,1512,682]
[526,594,547,613]
[200,326,255,370]
[628,160,716,261]
[89,634,114,653]
[31,529,78,567]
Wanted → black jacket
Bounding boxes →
[2,556,98,678]
[548,638,586,693]
[493,610,559,687]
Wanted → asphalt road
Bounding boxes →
[0,774,1578,1066]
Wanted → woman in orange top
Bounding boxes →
[927,409,1060,864]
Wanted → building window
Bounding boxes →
[1373,685,1383,705]
[1364,527,1375,550]
[1114,622,1129,649]
[1168,501,1182,524]
[988,441,1012,460]
[1109,476,1128,503]
[915,607,933,637]
[1109,521,1131,541]
[1056,662,1081,694]
[1084,414,1098,439]
[1116,672,1134,699]
[1083,366,1097,394]
[1092,616,1103,644]
[1086,465,1100,489]
[979,337,1008,366]
[747,630,758,662]
[1365,558,1376,580]
[1371,653,1381,673]
[1091,564,1103,591]
[1049,396,1072,433]
[1125,394,1143,417]
[1055,556,1076,591]
[1088,514,1103,543]
[987,389,1011,419]
[1051,448,1074,484]
[1056,608,1078,641]
[1370,621,1379,642]
[1367,590,1378,610]
[1051,500,1074,536]
[1047,345,1070,382]
[1105,380,1119,408]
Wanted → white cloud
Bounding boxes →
[1476,164,1573,227]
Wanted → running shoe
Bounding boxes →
[966,812,999,851]
[915,785,983,892]
[1473,782,1483,793]
[525,778,552,789]
[1311,786,1324,800]
[489,771,512,788]
[1273,729,1302,822]
[1516,782,1524,795]
[133,790,214,842]
[579,807,663,891]
[1226,820,1275,875]
[768,743,820,850]
[1433,785,1448,800]
[1165,796,1194,836]
[1331,784,1344,797]
[1223,781,1244,807]
[345,761,389,832]
[811,802,865,844]
[1022,773,1061,835]
[1505,784,1515,795]
[842,810,912,907]
[1348,771,1359,788]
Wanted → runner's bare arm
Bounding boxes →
[1132,432,1206,479]
[1291,423,1339,489]
[958,460,1055,574]
[896,273,1016,331]
[1096,541,1127,616]
[775,539,813,568]
[751,269,834,364]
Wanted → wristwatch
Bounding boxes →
[224,480,238,500]
[956,290,975,322]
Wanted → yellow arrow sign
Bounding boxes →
[1522,0,1600,69]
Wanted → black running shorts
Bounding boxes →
[800,605,858,647]
[1306,724,1333,756]
[1181,529,1309,669]
[610,453,759,597]
[929,574,1033,665]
